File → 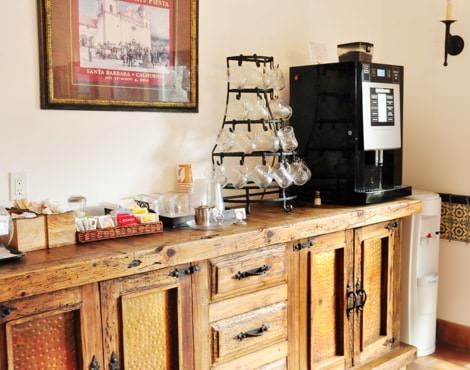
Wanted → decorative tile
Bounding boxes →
[441,202,470,243]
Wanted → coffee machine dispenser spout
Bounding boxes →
[375,150,384,167]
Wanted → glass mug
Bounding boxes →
[224,164,249,189]
[254,131,280,152]
[227,65,247,89]
[245,66,264,89]
[248,164,273,189]
[269,97,293,121]
[233,131,256,153]
[244,98,270,121]
[209,164,228,188]
[226,98,248,121]
[290,159,312,186]
[272,162,294,188]
[269,64,286,91]
[277,126,299,152]
[216,129,236,152]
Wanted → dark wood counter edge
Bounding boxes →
[0,199,421,303]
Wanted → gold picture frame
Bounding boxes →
[38,0,198,112]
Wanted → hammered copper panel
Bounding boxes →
[362,238,383,348]
[122,289,174,370]
[9,311,79,370]
[311,250,339,362]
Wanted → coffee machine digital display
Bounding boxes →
[290,62,411,204]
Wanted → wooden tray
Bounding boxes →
[77,222,163,244]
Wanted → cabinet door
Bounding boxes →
[299,230,354,370]
[353,220,400,365]
[0,284,103,370]
[100,264,195,370]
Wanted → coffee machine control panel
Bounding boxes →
[361,63,402,151]
[362,63,401,84]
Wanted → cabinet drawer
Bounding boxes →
[257,358,287,370]
[211,302,287,364]
[211,342,288,370]
[210,244,287,300]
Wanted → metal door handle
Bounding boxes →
[355,281,367,312]
[346,285,357,319]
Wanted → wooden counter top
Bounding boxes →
[0,199,421,303]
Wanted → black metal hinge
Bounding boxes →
[293,239,314,251]
[385,221,399,231]
[383,336,397,346]
[0,304,16,319]
[169,264,201,278]
[89,355,100,370]
[109,352,120,370]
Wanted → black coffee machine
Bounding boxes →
[290,62,412,204]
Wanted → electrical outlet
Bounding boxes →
[9,172,27,201]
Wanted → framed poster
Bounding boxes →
[38,0,198,111]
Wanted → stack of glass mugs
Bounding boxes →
[211,58,312,192]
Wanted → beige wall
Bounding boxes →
[0,0,383,206]
[2,0,469,327]
[381,0,470,327]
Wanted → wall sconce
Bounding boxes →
[441,1,464,66]
[441,20,465,66]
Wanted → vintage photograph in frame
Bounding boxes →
[38,0,198,111]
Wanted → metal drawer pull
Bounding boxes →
[233,264,271,280]
[0,304,16,319]
[346,284,357,319]
[236,324,269,341]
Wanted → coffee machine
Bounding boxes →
[290,62,411,204]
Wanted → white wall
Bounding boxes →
[381,0,470,327]
[0,0,383,207]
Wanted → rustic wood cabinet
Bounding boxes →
[353,220,401,366]
[0,200,421,370]
[192,244,291,369]
[0,284,103,370]
[297,230,354,370]
[295,220,402,369]
[100,264,196,370]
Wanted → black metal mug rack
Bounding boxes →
[211,54,297,213]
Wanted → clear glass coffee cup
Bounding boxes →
[277,126,299,152]
[290,159,312,186]
[224,164,249,189]
[254,131,280,152]
[248,164,273,189]
[272,162,294,188]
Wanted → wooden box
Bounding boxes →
[46,212,76,248]
[10,216,47,253]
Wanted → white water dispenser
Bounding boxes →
[401,190,441,356]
